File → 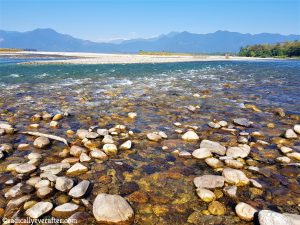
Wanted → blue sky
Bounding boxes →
[0,0,299,42]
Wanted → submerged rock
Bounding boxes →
[223,185,237,198]
[70,145,87,157]
[147,133,162,142]
[208,201,226,216]
[235,202,257,221]
[285,129,297,139]
[196,188,216,202]
[103,144,118,156]
[194,175,225,189]
[222,168,249,186]
[15,163,36,174]
[25,201,53,219]
[66,163,88,175]
[226,145,251,158]
[120,140,132,150]
[55,176,74,192]
[294,124,300,134]
[33,137,50,149]
[205,158,224,169]
[93,193,134,224]
[182,130,199,141]
[200,140,226,155]
[68,180,90,198]
[192,148,212,159]
[52,202,79,218]
[233,118,253,127]
[258,210,294,225]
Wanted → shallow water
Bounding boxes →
[0,60,299,224]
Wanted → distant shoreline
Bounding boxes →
[0,51,296,65]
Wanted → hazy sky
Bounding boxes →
[0,0,299,42]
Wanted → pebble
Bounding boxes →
[218,121,228,127]
[147,133,162,142]
[205,158,224,169]
[233,118,253,127]
[15,163,36,174]
[120,140,132,150]
[93,193,134,224]
[226,144,251,158]
[68,180,90,198]
[192,148,212,159]
[285,129,297,139]
[85,132,99,139]
[128,112,137,119]
[50,121,59,128]
[182,130,199,141]
[103,144,118,156]
[90,149,108,160]
[287,152,300,161]
[294,124,300,134]
[40,172,57,182]
[208,122,221,129]
[235,202,257,221]
[70,145,87,157]
[76,129,89,139]
[25,201,53,219]
[0,128,5,136]
[223,185,237,198]
[194,175,225,189]
[249,179,262,189]
[196,188,216,202]
[26,177,42,186]
[18,143,30,150]
[0,123,14,134]
[208,201,226,216]
[276,156,291,163]
[66,163,88,175]
[55,176,74,192]
[52,113,63,121]
[5,183,23,198]
[33,137,50,149]
[79,152,91,162]
[200,140,226,155]
[222,168,249,186]
[179,151,192,158]
[35,179,50,189]
[225,159,244,169]
[280,146,293,154]
[102,135,114,144]
[97,129,109,136]
[52,202,79,218]
[37,187,53,198]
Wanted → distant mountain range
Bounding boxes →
[0,28,299,53]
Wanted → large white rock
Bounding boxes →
[120,140,132,150]
[294,124,300,134]
[93,193,134,224]
[182,130,199,141]
[33,137,50,149]
[66,163,88,175]
[200,140,226,155]
[68,180,90,198]
[146,133,162,142]
[70,145,87,157]
[285,129,297,139]
[258,210,294,225]
[5,183,23,198]
[193,175,225,189]
[226,145,251,158]
[222,168,249,186]
[40,162,70,175]
[103,144,118,156]
[25,201,53,219]
[15,163,36,174]
[235,202,257,221]
[55,176,74,192]
[196,188,216,202]
[90,149,108,160]
[52,202,79,218]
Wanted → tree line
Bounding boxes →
[238,41,300,58]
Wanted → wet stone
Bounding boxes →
[208,201,226,216]
[196,188,216,202]
[235,202,257,221]
[68,180,90,198]
[222,168,249,186]
[182,130,199,141]
[233,118,253,127]
[285,129,297,139]
[55,176,74,192]
[52,202,79,218]
[25,201,53,219]
[192,148,212,159]
[200,140,226,155]
[194,175,225,189]
[33,137,50,149]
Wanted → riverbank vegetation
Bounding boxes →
[239,41,300,58]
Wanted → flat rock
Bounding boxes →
[103,144,118,156]
[178,150,192,158]
[68,180,90,198]
[196,188,216,202]
[93,193,134,224]
[258,210,294,225]
[287,152,300,161]
[235,202,257,221]
[225,159,244,169]
[41,162,70,175]
[285,129,297,139]
[226,145,251,158]
[200,140,226,155]
[37,187,53,198]
[193,175,225,189]
[66,163,88,175]
[147,133,162,142]
[208,201,226,216]
[97,129,109,136]
[80,152,91,162]
[15,163,36,174]
[90,149,108,160]
[233,118,253,127]
[70,145,87,157]
[223,185,237,198]
[205,158,224,169]
[55,176,74,192]
[52,203,79,218]
[192,148,212,159]
[120,140,132,150]
[33,137,50,149]
[182,130,199,141]
[294,124,300,134]
[25,201,53,219]
[222,168,249,186]
[76,129,89,139]
[5,183,23,198]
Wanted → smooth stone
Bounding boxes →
[0,123,14,133]
[280,146,293,154]
[193,175,225,189]
[147,133,162,142]
[235,202,257,221]
[66,163,88,175]
[5,183,23,198]
[76,129,89,139]
[28,152,42,160]
[276,156,291,163]
[42,112,52,120]
[225,159,244,169]
[55,176,74,192]
[24,200,37,210]
[80,152,91,162]
[15,164,36,174]
[222,168,249,186]
[40,172,58,182]
[205,158,224,169]
[158,131,168,139]
[287,152,300,161]
[90,149,108,160]
[52,203,79,218]
[208,122,221,129]
[18,143,30,150]
[52,113,63,121]
[102,135,114,144]
[103,144,118,156]
[258,210,293,225]
[68,180,90,198]
[33,137,50,149]
[97,129,109,136]
[233,118,253,127]
[223,185,237,198]
[37,187,53,198]
[182,130,199,141]
[249,179,263,188]
[238,136,248,144]
[61,157,79,164]
[192,148,212,159]
[86,132,99,139]
[120,140,132,150]
[0,128,5,135]
[208,201,226,216]
[26,177,42,186]
[200,140,226,155]
[283,213,300,225]
[218,121,228,127]
[179,151,192,158]
[50,121,59,128]
[6,163,21,172]
[128,112,137,119]
[70,145,87,157]
[93,193,134,224]
[40,162,70,175]
[294,124,300,134]
[196,188,216,202]
[226,144,251,158]
[35,180,50,189]
[25,201,53,219]
[285,129,297,139]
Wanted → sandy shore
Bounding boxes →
[0,51,282,64]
